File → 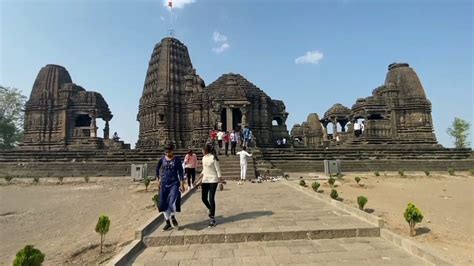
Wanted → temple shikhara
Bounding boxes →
[18,64,128,151]
[136,38,289,149]
[292,63,438,148]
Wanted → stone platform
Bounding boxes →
[142,182,378,247]
[127,182,432,265]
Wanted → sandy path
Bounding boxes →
[290,171,474,265]
[0,177,158,265]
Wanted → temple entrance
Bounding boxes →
[220,107,242,132]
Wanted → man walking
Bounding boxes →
[236,146,252,182]
[230,130,238,155]
[223,131,230,156]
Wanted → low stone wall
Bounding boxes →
[266,159,474,172]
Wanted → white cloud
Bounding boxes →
[212,43,230,54]
[295,50,324,64]
[212,31,230,54]
[213,31,227,43]
[163,0,196,9]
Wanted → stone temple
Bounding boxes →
[292,63,439,148]
[136,37,290,149]
[2,36,472,178]
[19,64,128,151]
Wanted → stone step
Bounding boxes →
[143,226,379,247]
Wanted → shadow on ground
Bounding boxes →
[183,211,274,231]
[415,227,431,236]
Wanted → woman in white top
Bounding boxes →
[199,143,223,227]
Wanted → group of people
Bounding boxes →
[276,137,287,147]
[155,140,253,231]
[210,126,254,156]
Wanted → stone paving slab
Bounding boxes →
[143,182,378,246]
[132,237,431,265]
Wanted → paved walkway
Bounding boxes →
[133,237,430,265]
[130,181,429,265]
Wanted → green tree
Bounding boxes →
[13,245,45,266]
[447,117,471,148]
[0,86,27,150]
[404,203,424,237]
[95,215,111,253]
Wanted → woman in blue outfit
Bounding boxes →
[156,144,185,231]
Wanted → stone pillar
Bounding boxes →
[103,120,110,139]
[332,119,337,135]
[241,106,248,128]
[340,121,347,132]
[90,115,97,138]
[226,108,233,131]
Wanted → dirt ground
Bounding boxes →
[290,171,474,265]
[0,177,160,265]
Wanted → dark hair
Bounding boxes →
[165,143,174,152]
[242,146,247,151]
[203,143,219,161]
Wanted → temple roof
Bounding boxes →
[323,103,351,119]
[385,63,427,99]
[28,64,73,104]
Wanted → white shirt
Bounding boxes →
[217,131,224,140]
[201,154,221,183]
[236,150,252,165]
[361,123,365,131]
[354,123,361,130]
[282,138,287,144]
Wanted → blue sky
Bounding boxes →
[1,0,472,148]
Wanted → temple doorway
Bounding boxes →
[220,108,243,132]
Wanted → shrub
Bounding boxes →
[13,245,45,266]
[84,176,90,183]
[470,169,474,176]
[152,194,159,207]
[95,215,111,253]
[311,181,320,192]
[355,176,361,184]
[144,177,151,192]
[448,168,455,176]
[33,177,39,184]
[374,171,380,177]
[404,203,424,237]
[328,177,335,187]
[424,171,430,176]
[398,170,405,177]
[299,180,306,187]
[336,172,343,179]
[58,176,64,184]
[330,189,338,200]
[4,176,13,183]
[357,196,368,210]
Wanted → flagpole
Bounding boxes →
[169,1,174,37]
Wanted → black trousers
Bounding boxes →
[201,183,218,218]
[218,140,223,148]
[185,168,196,187]
[231,141,237,155]
[225,142,229,155]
